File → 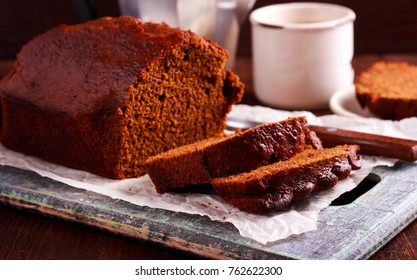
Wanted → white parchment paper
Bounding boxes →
[2,104,415,244]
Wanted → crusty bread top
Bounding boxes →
[356,61,417,100]
[0,16,226,114]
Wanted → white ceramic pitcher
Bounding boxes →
[118,0,257,68]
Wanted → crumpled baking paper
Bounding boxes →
[2,104,414,244]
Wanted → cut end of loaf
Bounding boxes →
[118,37,244,178]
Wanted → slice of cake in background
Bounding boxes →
[356,61,417,120]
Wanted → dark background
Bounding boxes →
[1,0,417,59]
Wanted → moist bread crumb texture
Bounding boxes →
[0,16,244,179]
[356,61,417,120]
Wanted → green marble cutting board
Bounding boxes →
[1,161,416,259]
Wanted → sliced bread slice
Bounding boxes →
[211,145,361,213]
[144,116,322,193]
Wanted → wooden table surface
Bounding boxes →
[0,54,417,260]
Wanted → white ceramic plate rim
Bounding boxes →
[329,84,376,118]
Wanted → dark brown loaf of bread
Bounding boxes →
[212,145,361,214]
[0,16,244,179]
[356,61,417,120]
[144,116,322,193]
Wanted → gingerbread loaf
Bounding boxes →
[0,16,244,179]
[212,145,361,213]
[144,116,322,193]
[356,61,417,120]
